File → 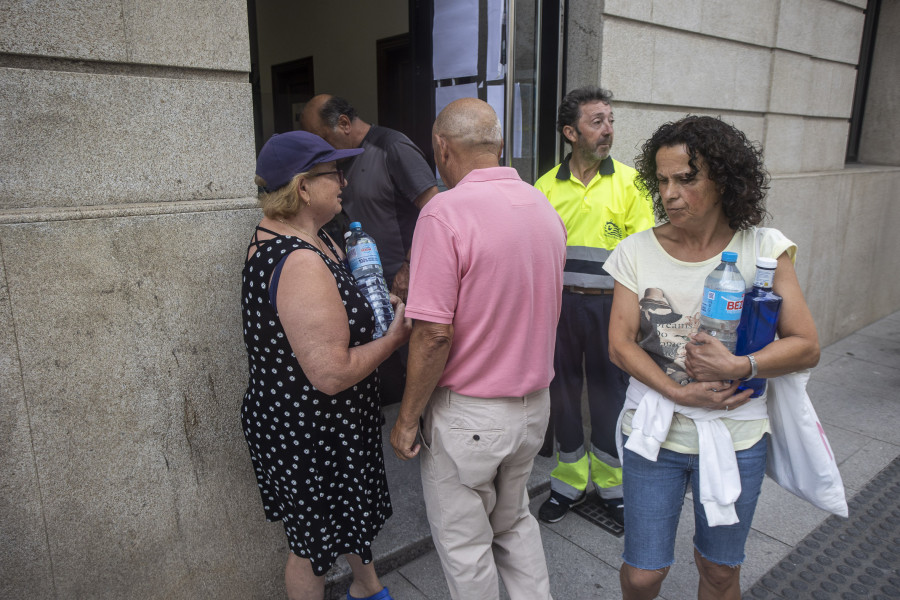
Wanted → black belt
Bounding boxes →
[563,285,613,296]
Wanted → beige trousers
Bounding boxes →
[419,386,553,600]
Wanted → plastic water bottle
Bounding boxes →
[735,257,782,397]
[344,222,394,339]
[699,251,746,353]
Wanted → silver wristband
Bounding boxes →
[741,354,758,381]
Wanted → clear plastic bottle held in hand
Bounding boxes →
[698,251,746,353]
[344,221,394,339]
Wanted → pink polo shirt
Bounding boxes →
[405,167,567,398]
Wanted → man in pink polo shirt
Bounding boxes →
[390,98,567,600]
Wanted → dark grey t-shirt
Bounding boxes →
[340,126,436,284]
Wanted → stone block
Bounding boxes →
[800,118,851,172]
[0,0,248,72]
[776,0,865,63]
[833,437,900,494]
[765,115,849,173]
[613,107,763,175]
[0,0,128,62]
[0,257,54,600]
[604,0,652,21]
[764,115,806,174]
[807,363,900,446]
[565,0,604,88]
[769,51,857,118]
[398,550,453,599]
[649,0,703,31]
[769,168,900,346]
[767,172,853,344]
[631,24,770,111]
[0,68,256,209]
[531,491,624,568]
[700,0,779,47]
[600,19,655,102]
[604,20,773,112]
[807,60,858,117]
[539,527,624,599]
[845,169,900,325]
[606,0,778,47]
[0,208,291,599]
[121,0,249,71]
[752,478,830,546]
[769,51,812,115]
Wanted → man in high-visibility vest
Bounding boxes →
[535,87,654,525]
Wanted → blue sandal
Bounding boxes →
[347,587,393,600]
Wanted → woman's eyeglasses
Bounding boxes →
[312,169,346,186]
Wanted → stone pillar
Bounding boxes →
[0,2,282,598]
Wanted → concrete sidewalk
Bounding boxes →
[328,310,900,599]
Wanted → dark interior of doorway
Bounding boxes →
[247,0,562,175]
[271,57,315,134]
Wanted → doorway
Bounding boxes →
[247,0,563,180]
[271,57,315,134]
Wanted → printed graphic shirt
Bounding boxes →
[604,226,796,452]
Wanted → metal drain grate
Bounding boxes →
[571,493,624,538]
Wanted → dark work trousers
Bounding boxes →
[549,291,629,458]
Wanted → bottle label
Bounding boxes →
[348,242,382,272]
[753,269,775,289]
[701,287,744,320]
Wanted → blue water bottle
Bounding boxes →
[344,222,394,339]
[735,257,782,397]
[699,251,746,353]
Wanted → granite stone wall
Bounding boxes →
[566,0,900,346]
[0,2,283,598]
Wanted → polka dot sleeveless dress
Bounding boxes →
[240,227,392,575]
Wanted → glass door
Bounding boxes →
[423,0,562,183]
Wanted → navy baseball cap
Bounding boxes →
[255,131,364,192]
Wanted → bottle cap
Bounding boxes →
[721,251,738,262]
[349,221,362,230]
[756,257,777,269]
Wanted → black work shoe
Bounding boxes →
[538,490,586,523]
[600,499,625,528]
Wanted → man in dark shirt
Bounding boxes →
[301,95,438,300]
[301,95,438,406]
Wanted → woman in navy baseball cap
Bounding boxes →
[241,131,411,600]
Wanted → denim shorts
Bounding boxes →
[621,434,768,570]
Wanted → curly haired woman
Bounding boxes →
[604,116,820,599]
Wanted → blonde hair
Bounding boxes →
[254,172,309,219]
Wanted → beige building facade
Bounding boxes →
[1,1,897,598]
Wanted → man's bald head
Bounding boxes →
[431,98,503,189]
[433,98,503,154]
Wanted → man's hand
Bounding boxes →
[390,262,410,303]
[390,320,453,461]
[390,415,421,460]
